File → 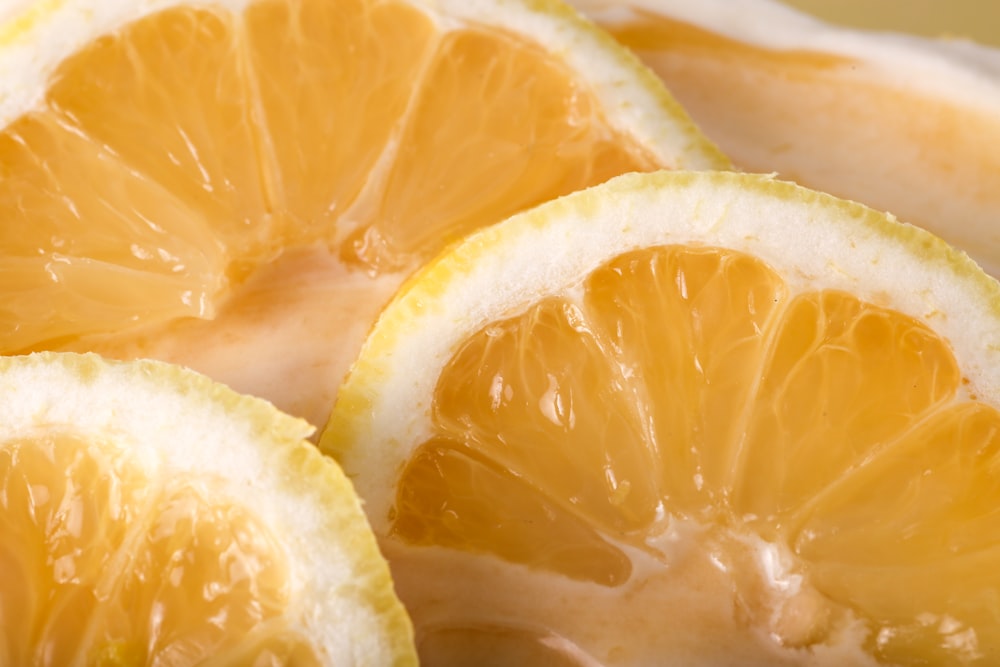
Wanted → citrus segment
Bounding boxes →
[357,28,662,270]
[0,110,224,351]
[0,0,724,426]
[584,246,788,514]
[0,434,152,666]
[734,291,961,529]
[326,171,1000,665]
[570,0,1000,275]
[797,401,1000,665]
[47,6,272,254]
[5,435,309,665]
[393,439,634,586]
[243,0,437,238]
[0,352,415,666]
[434,297,660,534]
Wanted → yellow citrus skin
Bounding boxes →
[325,170,1000,666]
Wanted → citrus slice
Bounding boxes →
[569,0,1000,275]
[0,0,725,428]
[0,352,414,665]
[323,170,1000,666]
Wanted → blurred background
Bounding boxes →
[782,0,1000,47]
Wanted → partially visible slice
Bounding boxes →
[0,352,415,666]
[324,170,1000,666]
[0,0,725,427]
[570,0,1000,275]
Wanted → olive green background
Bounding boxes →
[781,0,1000,47]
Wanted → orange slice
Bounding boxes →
[0,352,414,665]
[324,170,1000,666]
[0,0,725,427]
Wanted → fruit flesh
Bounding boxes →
[391,245,999,665]
[0,0,661,426]
[0,432,317,666]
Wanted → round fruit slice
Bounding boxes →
[0,352,414,665]
[570,0,1000,275]
[0,0,725,428]
[323,170,1000,666]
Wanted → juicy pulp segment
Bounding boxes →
[797,401,1000,665]
[0,433,316,665]
[243,0,437,242]
[46,6,271,256]
[355,28,661,271]
[1,0,660,360]
[734,291,960,531]
[585,247,789,516]
[392,244,994,664]
[0,110,225,352]
[392,438,634,586]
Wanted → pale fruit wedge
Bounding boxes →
[324,170,1000,666]
[0,352,414,666]
[0,0,725,428]
[570,0,1000,275]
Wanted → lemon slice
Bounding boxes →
[324,170,1000,666]
[0,0,725,428]
[571,0,1000,275]
[0,352,414,665]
